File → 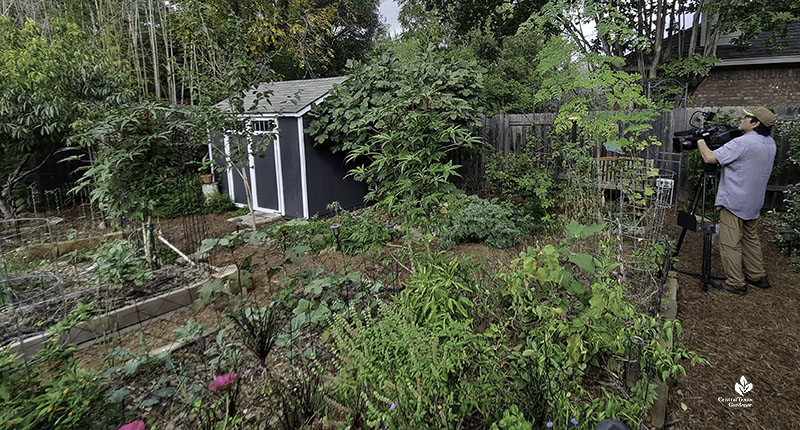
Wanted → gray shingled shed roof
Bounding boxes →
[214,76,348,115]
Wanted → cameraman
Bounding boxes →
[697,107,777,295]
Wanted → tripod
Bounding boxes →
[673,166,727,293]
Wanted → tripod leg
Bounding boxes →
[701,225,714,293]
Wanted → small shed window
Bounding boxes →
[252,119,277,134]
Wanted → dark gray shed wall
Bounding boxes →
[277,117,304,218]
[211,135,230,197]
[302,115,367,216]
[228,137,251,206]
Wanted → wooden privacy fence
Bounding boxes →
[457,107,800,208]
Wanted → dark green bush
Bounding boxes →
[154,174,206,219]
[90,240,151,287]
[205,192,235,214]
[485,140,562,218]
[439,195,521,249]
[266,207,389,255]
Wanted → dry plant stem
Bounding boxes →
[387,251,412,274]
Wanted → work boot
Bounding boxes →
[746,277,771,289]
[711,280,747,296]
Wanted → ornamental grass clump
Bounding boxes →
[226,306,280,366]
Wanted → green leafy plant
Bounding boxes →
[205,192,235,214]
[155,174,207,219]
[493,222,707,428]
[196,230,270,301]
[485,139,562,218]
[490,406,533,430]
[309,43,485,225]
[0,302,120,429]
[278,268,384,343]
[326,303,505,429]
[336,207,391,254]
[90,240,152,287]
[439,195,522,250]
[71,103,206,262]
[398,253,476,326]
[0,17,124,219]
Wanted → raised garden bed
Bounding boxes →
[1,264,226,357]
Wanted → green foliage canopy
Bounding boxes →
[309,43,486,221]
[71,103,206,223]
[0,17,123,218]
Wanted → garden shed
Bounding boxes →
[210,76,366,218]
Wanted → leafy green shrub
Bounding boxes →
[338,208,390,254]
[279,269,383,339]
[267,218,331,252]
[326,303,505,429]
[309,43,485,225]
[0,303,120,429]
[155,174,207,219]
[490,406,532,430]
[267,208,389,255]
[485,140,561,218]
[439,195,521,249]
[776,117,800,232]
[205,191,235,214]
[90,240,151,287]
[492,222,707,428]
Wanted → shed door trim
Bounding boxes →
[298,117,309,218]
[224,135,236,203]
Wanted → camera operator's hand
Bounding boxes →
[697,138,718,164]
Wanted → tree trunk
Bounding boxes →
[688,0,704,57]
[158,0,177,105]
[0,185,17,219]
[148,0,161,99]
[648,0,667,78]
[237,166,258,231]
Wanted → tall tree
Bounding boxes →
[538,0,800,80]
[0,17,123,218]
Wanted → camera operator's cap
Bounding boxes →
[743,106,777,127]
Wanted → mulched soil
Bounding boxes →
[664,211,800,430]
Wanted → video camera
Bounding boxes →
[672,111,742,153]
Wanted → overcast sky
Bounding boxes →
[379,0,402,37]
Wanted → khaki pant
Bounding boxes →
[718,207,767,287]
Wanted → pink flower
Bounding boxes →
[618,276,627,283]
[118,421,146,430]
[208,373,237,392]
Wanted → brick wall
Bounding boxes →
[689,64,800,107]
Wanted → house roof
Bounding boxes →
[714,22,800,66]
[663,22,800,67]
[214,76,348,115]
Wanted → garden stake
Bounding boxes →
[779,228,795,256]
[330,223,341,251]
